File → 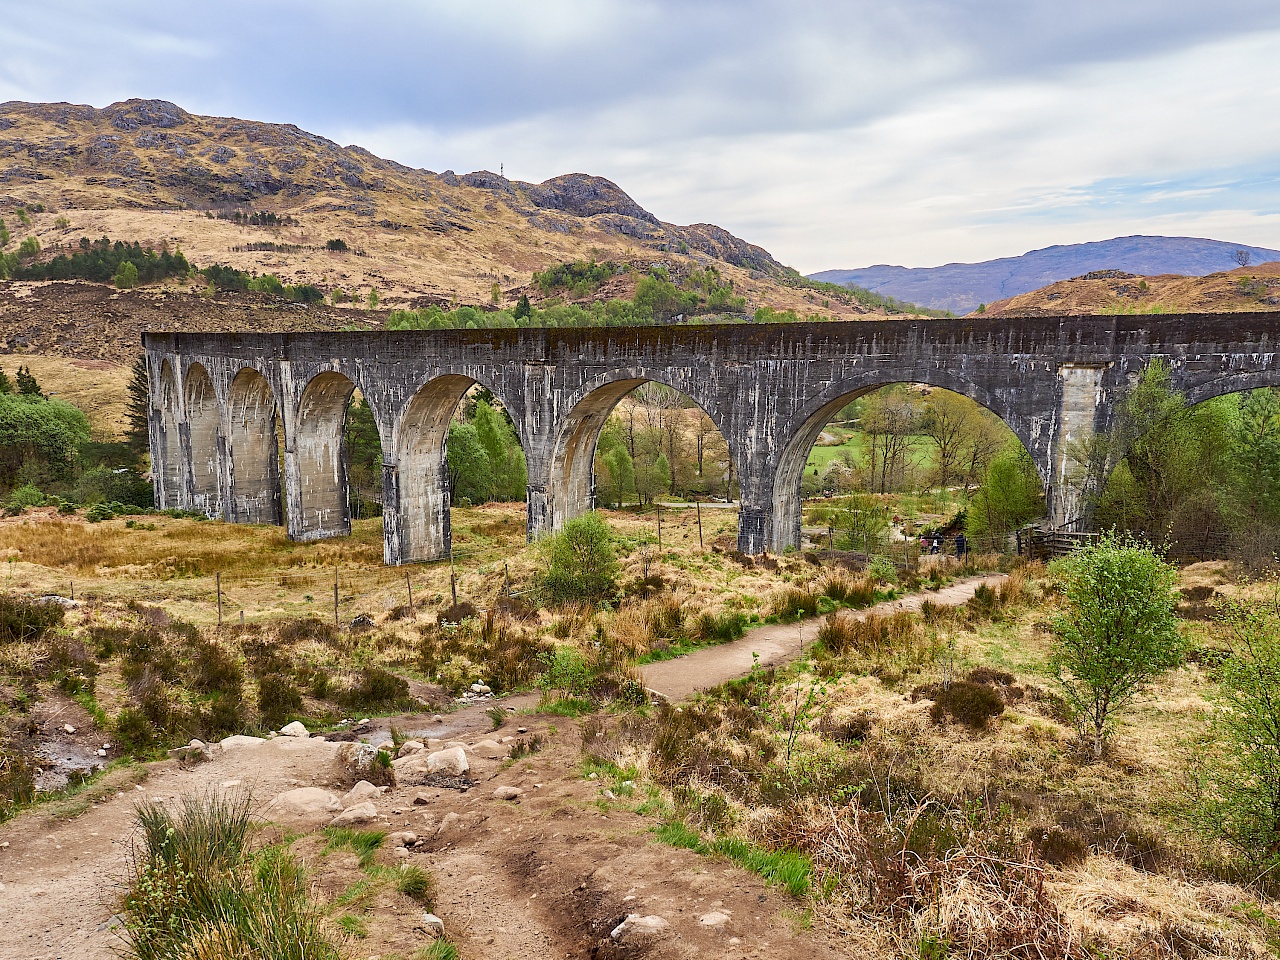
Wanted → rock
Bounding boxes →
[699,910,731,926]
[328,802,378,827]
[189,738,206,750]
[264,788,341,827]
[436,812,460,835]
[469,682,486,693]
[220,737,264,752]
[349,614,375,632]
[420,912,445,938]
[426,747,469,777]
[166,742,212,762]
[602,789,617,802]
[432,715,444,723]
[63,724,76,734]
[493,786,522,801]
[38,595,78,609]
[377,740,395,752]
[471,739,508,759]
[392,846,410,859]
[611,914,670,939]
[96,749,107,758]
[340,780,387,809]
[397,740,425,758]
[517,727,528,734]
[413,792,432,805]
[387,831,418,847]
[279,721,309,738]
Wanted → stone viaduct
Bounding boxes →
[143,315,1280,565]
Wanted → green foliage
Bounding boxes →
[325,238,348,252]
[539,512,619,604]
[323,827,387,869]
[444,395,525,506]
[6,482,45,510]
[537,646,594,698]
[653,820,812,896]
[114,260,139,289]
[394,864,436,905]
[787,274,953,318]
[199,263,322,303]
[0,391,91,487]
[965,444,1045,549]
[15,365,41,397]
[12,238,189,284]
[17,236,40,260]
[534,259,620,296]
[343,395,383,518]
[1206,597,1280,861]
[125,356,150,454]
[1049,534,1182,758]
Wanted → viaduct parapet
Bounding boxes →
[143,316,1280,564]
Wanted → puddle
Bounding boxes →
[34,739,103,792]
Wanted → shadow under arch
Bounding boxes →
[153,359,183,510]
[293,370,357,541]
[183,362,221,517]
[770,377,1035,553]
[546,371,732,534]
[227,367,282,525]
[390,373,524,564]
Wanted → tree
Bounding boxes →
[491,281,502,305]
[445,420,490,505]
[965,444,1044,549]
[0,393,90,485]
[472,396,526,501]
[15,365,41,397]
[1049,534,1182,759]
[125,356,150,454]
[114,260,139,289]
[0,369,10,395]
[598,445,634,509]
[1234,249,1252,268]
[539,512,619,604]
[368,287,380,310]
[1209,596,1280,859]
[513,294,532,320]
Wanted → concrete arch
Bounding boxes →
[152,359,182,510]
[543,369,733,535]
[183,362,222,518]
[227,368,282,524]
[768,376,1032,554]
[292,370,356,540]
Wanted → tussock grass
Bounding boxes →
[322,827,386,869]
[123,791,339,960]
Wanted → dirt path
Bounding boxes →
[640,574,1008,700]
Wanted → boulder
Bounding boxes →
[412,792,432,805]
[611,915,670,940]
[340,780,387,809]
[328,802,378,827]
[493,786,523,801]
[699,910,731,926]
[387,831,418,847]
[427,747,469,777]
[397,740,425,758]
[471,739,509,759]
[263,788,341,827]
[279,721,309,738]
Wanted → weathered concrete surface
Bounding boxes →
[144,315,1280,562]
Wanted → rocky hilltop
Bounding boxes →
[0,98,803,309]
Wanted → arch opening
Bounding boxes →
[549,378,735,534]
[183,362,221,517]
[227,368,282,525]
[773,383,1040,556]
[393,376,527,564]
[294,371,357,540]
[154,359,183,510]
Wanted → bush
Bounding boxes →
[927,681,1005,729]
[339,666,410,710]
[0,748,36,819]
[538,646,593,699]
[115,706,157,755]
[0,594,65,644]
[539,513,618,605]
[770,587,818,620]
[257,674,303,728]
[6,482,44,510]
[85,502,115,522]
[189,638,243,695]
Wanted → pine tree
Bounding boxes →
[126,356,150,454]
[513,294,532,320]
[15,365,41,397]
[0,369,10,394]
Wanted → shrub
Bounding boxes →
[6,482,44,510]
[0,748,36,819]
[339,666,410,710]
[437,601,478,625]
[1026,826,1088,866]
[538,646,593,699]
[0,594,64,644]
[927,681,1005,729]
[85,502,115,522]
[539,512,618,605]
[189,638,243,695]
[770,587,818,620]
[257,674,303,728]
[115,706,157,755]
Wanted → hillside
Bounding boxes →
[810,235,1280,314]
[981,259,1280,317]
[0,98,865,322]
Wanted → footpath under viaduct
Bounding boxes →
[143,315,1280,565]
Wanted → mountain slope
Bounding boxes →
[0,98,853,318]
[810,236,1280,314]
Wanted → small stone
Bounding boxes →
[63,724,76,735]
[700,910,731,926]
[493,786,523,801]
[377,740,395,752]
[220,780,242,790]
[420,912,445,937]
[96,749,107,758]
[328,802,378,827]
[279,721,309,738]
[471,739,508,759]
[588,773,598,780]
[397,740,425,758]
[220,734,266,749]
[387,831,418,847]
[469,682,485,693]
[611,914,669,939]
[340,780,386,809]
[413,793,432,805]
[436,812,460,835]
[432,715,444,723]
[102,743,111,750]
[506,706,517,712]
[392,846,410,859]
[425,747,469,777]
[602,789,617,801]
[517,727,528,734]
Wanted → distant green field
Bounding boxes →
[804,432,939,475]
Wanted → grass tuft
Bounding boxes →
[322,827,387,869]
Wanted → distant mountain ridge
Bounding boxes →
[810,236,1280,314]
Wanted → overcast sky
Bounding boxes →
[3,1,1279,272]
